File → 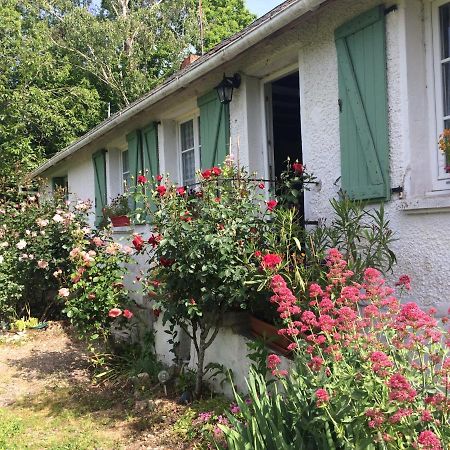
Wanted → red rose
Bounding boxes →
[148,234,162,248]
[132,235,144,252]
[108,308,122,318]
[266,200,278,211]
[292,162,304,174]
[176,186,186,196]
[258,182,265,189]
[157,185,167,196]
[137,175,148,184]
[254,251,262,258]
[160,257,174,267]
[123,309,133,319]
[180,211,192,222]
[214,197,221,203]
[153,308,161,318]
[156,174,163,182]
[202,169,212,179]
[212,166,221,176]
[261,253,282,269]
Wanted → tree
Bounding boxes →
[0,0,102,183]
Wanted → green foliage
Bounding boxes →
[0,186,90,322]
[60,228,134,341]
[310,195,397,277]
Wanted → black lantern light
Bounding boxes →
[215,73,241,104]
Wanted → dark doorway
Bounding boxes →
[269,72,302,179]
[266,72,303,219]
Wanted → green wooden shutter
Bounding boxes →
[198,91,230,168]
[335,6,390,201]
[92,150,107,226]
[142,122,159,179]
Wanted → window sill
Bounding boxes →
[112,226,133,234]
[401,193,450,214]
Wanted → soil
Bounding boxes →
[0,322,198,450]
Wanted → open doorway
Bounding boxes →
[265,72,303,215]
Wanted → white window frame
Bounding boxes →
[121,149,130,193]
[177,114,201,187]
[431,0,450,191]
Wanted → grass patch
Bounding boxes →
[0,386,126,450]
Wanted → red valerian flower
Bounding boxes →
[395,274,411,290]
[416,430,442,450]
[267,354,281,370]
[157,185,167,196]
[176,186,186,196]
[202,169,212,179]
[292,162,304,174]
[137,175,148,184]
[132,235,144,251]
[261,253,282,269]
[266,200,278,211]
[315,388,330,406]
[108,308,122,318]
[156,174,163,182]
[212,166,221,176]
[258,182,265,189]
[123,309,133,319]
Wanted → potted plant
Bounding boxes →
[438,129,450,173]
[102,194,131,227]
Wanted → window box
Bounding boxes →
[110,215,131,227]
[249,315,292,357]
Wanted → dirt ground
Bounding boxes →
[0,323,200,450]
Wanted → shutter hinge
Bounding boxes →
[391,186,403,195]
[338,98,343,113]
[384,5,398,16]
[305,220,319,226]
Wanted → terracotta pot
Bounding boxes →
[110,215,130,227]
[249,315,292,357]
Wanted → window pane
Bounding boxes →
[182,149,195,185]
[443,62,450,117]
[122,150,129,174]
[180,120,194,151]
[440,4,450,60]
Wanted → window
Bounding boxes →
[432,0,450,189]
[122,150,130,192]
[179,118,201,186]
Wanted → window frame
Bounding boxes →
[177,114,201,187]
[121,149,131,193]
[431,0,450,191]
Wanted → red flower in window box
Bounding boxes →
[137,175,148,184]
[212,166,222,176]
[157,185,167,196]
[292,162,304,174]
[201,169,212,179]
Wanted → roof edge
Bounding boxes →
[29,0,328,179]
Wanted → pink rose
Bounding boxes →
[108,308,122,318]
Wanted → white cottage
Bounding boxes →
[31,0,450,392]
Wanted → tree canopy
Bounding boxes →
[0,0,256,183]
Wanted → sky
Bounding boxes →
[245,0,284,17]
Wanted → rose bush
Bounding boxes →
[59,228,135,341]
[0,186,90,322]
[130,158,272,396]
[221,249,450,449]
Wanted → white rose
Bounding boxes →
[52,214,63,223]
[58,288,70,298]
[0,255,3,264]
[16,240,27,250]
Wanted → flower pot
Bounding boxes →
[249,315,292,357]
[110,215,130,227]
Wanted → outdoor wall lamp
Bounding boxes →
[215,73,241,104]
